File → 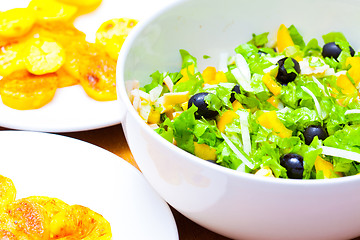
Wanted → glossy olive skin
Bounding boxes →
[322,42,355,60]
[303,125,328,145]
[280,153,304,179]
[276,57,301,85]
[188,92,218,119]
[230,84,240,103]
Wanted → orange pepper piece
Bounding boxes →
[202,66,227,84]
[202,66,216,84]
[262,73,282,96]
[267,96,279,108]
[314,156,343,178]
[194,142,217,160]
[346,57,360,85]
[217,100,245,132]
[232,100,244,111]
[215,71,227,83]
[276,24,294,53]
[336,74,357,95]
[257,110,292,138]
[217,110,239,132]
[176,64,195,84]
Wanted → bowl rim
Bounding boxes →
[116,0,360,186]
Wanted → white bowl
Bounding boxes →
[117,0,360,239]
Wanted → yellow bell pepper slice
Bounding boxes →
[336,74,357,95]
[176,64,195,84]
[262,73,282,96]
[346,57,360,85]
[194,142,217,161]
[314,156,343,178]
[276,24,294,53]
[202,66,227,85]
[217,110,239,132]
[217,100,244,132]
[257,110,292,138]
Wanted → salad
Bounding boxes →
[129,24,360,179]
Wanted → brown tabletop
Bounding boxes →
[0,124,231,240]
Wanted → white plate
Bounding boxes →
[0,131,179,240]
[0,0,172,132]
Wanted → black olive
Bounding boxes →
[276,57,301,85]
[188,92,218,119]
[280,153,304,179]
[207,160,219,165]
[303,125,328,145]
[230,84,240,103]
[322,42,355,60]
[258,50,267,55]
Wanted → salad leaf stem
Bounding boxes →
[238,110,251,155]
[221,132,255,169]
[231,54,253,92]
[301,86,326,120]
[321,146,360,163]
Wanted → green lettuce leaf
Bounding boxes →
[172,105,198,154]
[322,32,348,44]
[247,32,269,47]
[323,125,360,154]
[288,25,305,49]
[155,117,174,143]
[303,38,322,57]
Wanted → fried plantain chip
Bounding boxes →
[25,196,69,220]
[0,8,36,38]
[0,175,16,212]
[96,18,138,60]
[0,70,58,110]
[50,204,111,239]
[25,38,65,75]
[64,41,117,101]
[56,67,79,88]
[0,39,27,77]
[57,0,102,7]
[28,0,78,23]
[0,198,51,240]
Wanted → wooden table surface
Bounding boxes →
[0,124,231,240]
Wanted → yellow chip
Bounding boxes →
[63,41,117,101]
[56,67,79,88]
[0,70,58,110]
[96,18,138,60]
[56,0,102,7]
[0,198,51,239]
[78,52,117,101]
[29,22,86,47]
[50,205,112,239]
[25,38,65,75]
[0,175,16,212]
[28,0,78,23]
[0,39,27,77]
[25,196,69,219]
[0,8,36,38]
